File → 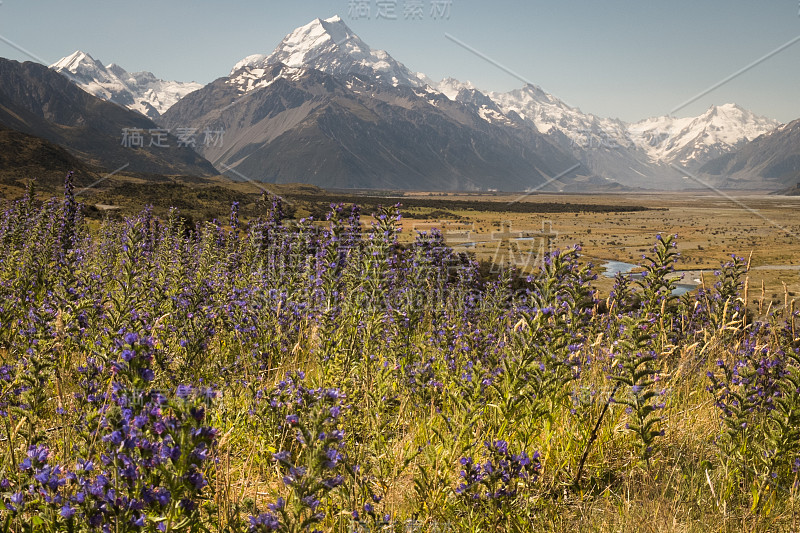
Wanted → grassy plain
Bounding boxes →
[8,171,796,310]
[2,177,800,531]
[5,172,797,312]
[398,190,800,312]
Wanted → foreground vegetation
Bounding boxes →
[0,174,799,532]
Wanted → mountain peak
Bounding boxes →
[304,15,348,36]
[50,52,202,119]
[628,103,780,166]
[435,77,476,100]
[716,102,742,110]
[50,51,101,73]
[229,54,268,75]
[696,103,777,126]
[703,102,744,116]
[268,15,360,69]
[229,16,430,90]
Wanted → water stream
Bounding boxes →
[600,260,698,296]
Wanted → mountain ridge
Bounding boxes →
[698,118,800,189]
[47,15,789,190]
[161,62,583,190]
[51,51,202,119]
[0,58,217,177]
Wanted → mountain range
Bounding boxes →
[50,51,202,120]
[160,63,584,191]
[484,84,780,188]
[4,14,794,191]
[0,58,216,177]
[699,118,800,189]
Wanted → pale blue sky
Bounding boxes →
[1,0,799,123]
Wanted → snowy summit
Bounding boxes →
[228,15,431,92]
[50,51,202,119]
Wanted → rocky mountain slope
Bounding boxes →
[45,15,787,190]
[699,118,800,189]
[161,63,582,190]
[0,58,217,176]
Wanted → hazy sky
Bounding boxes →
[1,0,799,123]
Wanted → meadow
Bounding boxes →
[0,173,799,532]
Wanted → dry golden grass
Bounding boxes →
[392,191,800,313]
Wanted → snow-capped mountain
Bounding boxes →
[468,84,778,187]
[228,15,431,94]
[433,79,517,127]
[211,15,784,189]
[629,103,780,166]
[485,86,778,166]
[44,15,785,190]
[161,59,582,191]
[488,84,631,150]
[0,57,216,176]
[435,78,476,101]
[50,51,202,119]
[698,118,800,189]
